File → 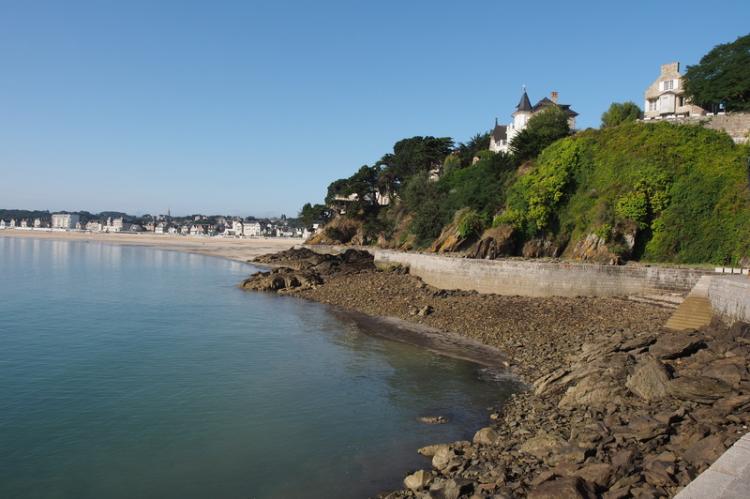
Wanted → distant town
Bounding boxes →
[0,210,316,239]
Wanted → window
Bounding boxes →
[663,80,674,91]
[648,100,657,111]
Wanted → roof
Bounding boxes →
[532,97,579,118]
[516,90,533,112]
[491,124,507,142]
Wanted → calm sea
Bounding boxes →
[0,237,516,498]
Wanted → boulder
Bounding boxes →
[702,358,745,388]
[519,432,566,459]
[668,376,734,404]
[558,376,622,409]
[418,444,448,457]
[417,415,448,425]
[574,463,614,488]
[613,415,668,442]
[683,434,726,468]
[527,476,596,499]
[403,469,433,491]
[625,355,671,401]
[650,332,706,360]
[428,478,473,499]
[473,427,499,446]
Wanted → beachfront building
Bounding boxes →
[190,224,205,236]
[243,222,262,237]
[86,220,102,232]
[223,220,244,237]
[643,62,705,120]
[10,219,16,228]
[33,218,43,228]
[0,220,5,229]
[155,222,167,234]
[490,89,578,153]
[51,213,80,229]
[102,217,125,233]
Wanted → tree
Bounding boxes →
[455,133,491,168]
[601,101,643,128]
[510,107,571,162]
[298,203,330,226]
[375,136,454,188]
[683,33,750,112]
[324,165,381,216]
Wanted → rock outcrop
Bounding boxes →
[241,248,374,293]
[468,224,516,259]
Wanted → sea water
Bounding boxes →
[0,237,517,498]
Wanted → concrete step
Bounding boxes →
[665,296,713,331]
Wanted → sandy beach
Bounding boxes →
[0,230,303,263]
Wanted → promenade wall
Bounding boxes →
[708,276,750,324]
[306,245,715,297]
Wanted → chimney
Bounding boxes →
[551,91,559,103]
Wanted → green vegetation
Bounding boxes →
[501,122,750,264]
[510,107,571,162]
[684,33,750,112]
[601,102,643,128]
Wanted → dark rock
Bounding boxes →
[650,332,706,360]
[574,463,614,488]
[527,476,596,499]
[522,238,562,259]
[702,358,746,388]
[683,434,726,468]
[418,415,448,425]
[668,376,735,404]
[417,305,434,317]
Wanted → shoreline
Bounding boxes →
[326,306,514,372]
[0,230,303,263]
[242,249,750,498]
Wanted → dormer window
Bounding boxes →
[663,80,674,91]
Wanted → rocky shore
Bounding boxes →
[242,249,750,498]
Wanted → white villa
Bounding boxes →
[243,222,262,237]
[490,89,578,153]
[644,62,705,120]
[51,213,80,229]
[0,220,5,229]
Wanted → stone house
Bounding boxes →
[643,62,705,120]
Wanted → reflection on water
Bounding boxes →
[0,237,519,499]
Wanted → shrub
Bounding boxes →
[456,209,484,239]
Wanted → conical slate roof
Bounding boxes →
[516,90,532,112]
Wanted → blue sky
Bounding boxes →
[1,0,748,217]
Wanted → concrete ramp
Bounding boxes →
[675,433,750,498]
[665,276,714,331]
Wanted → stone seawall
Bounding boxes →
[708,275,750,324]
[303,245,715,298]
